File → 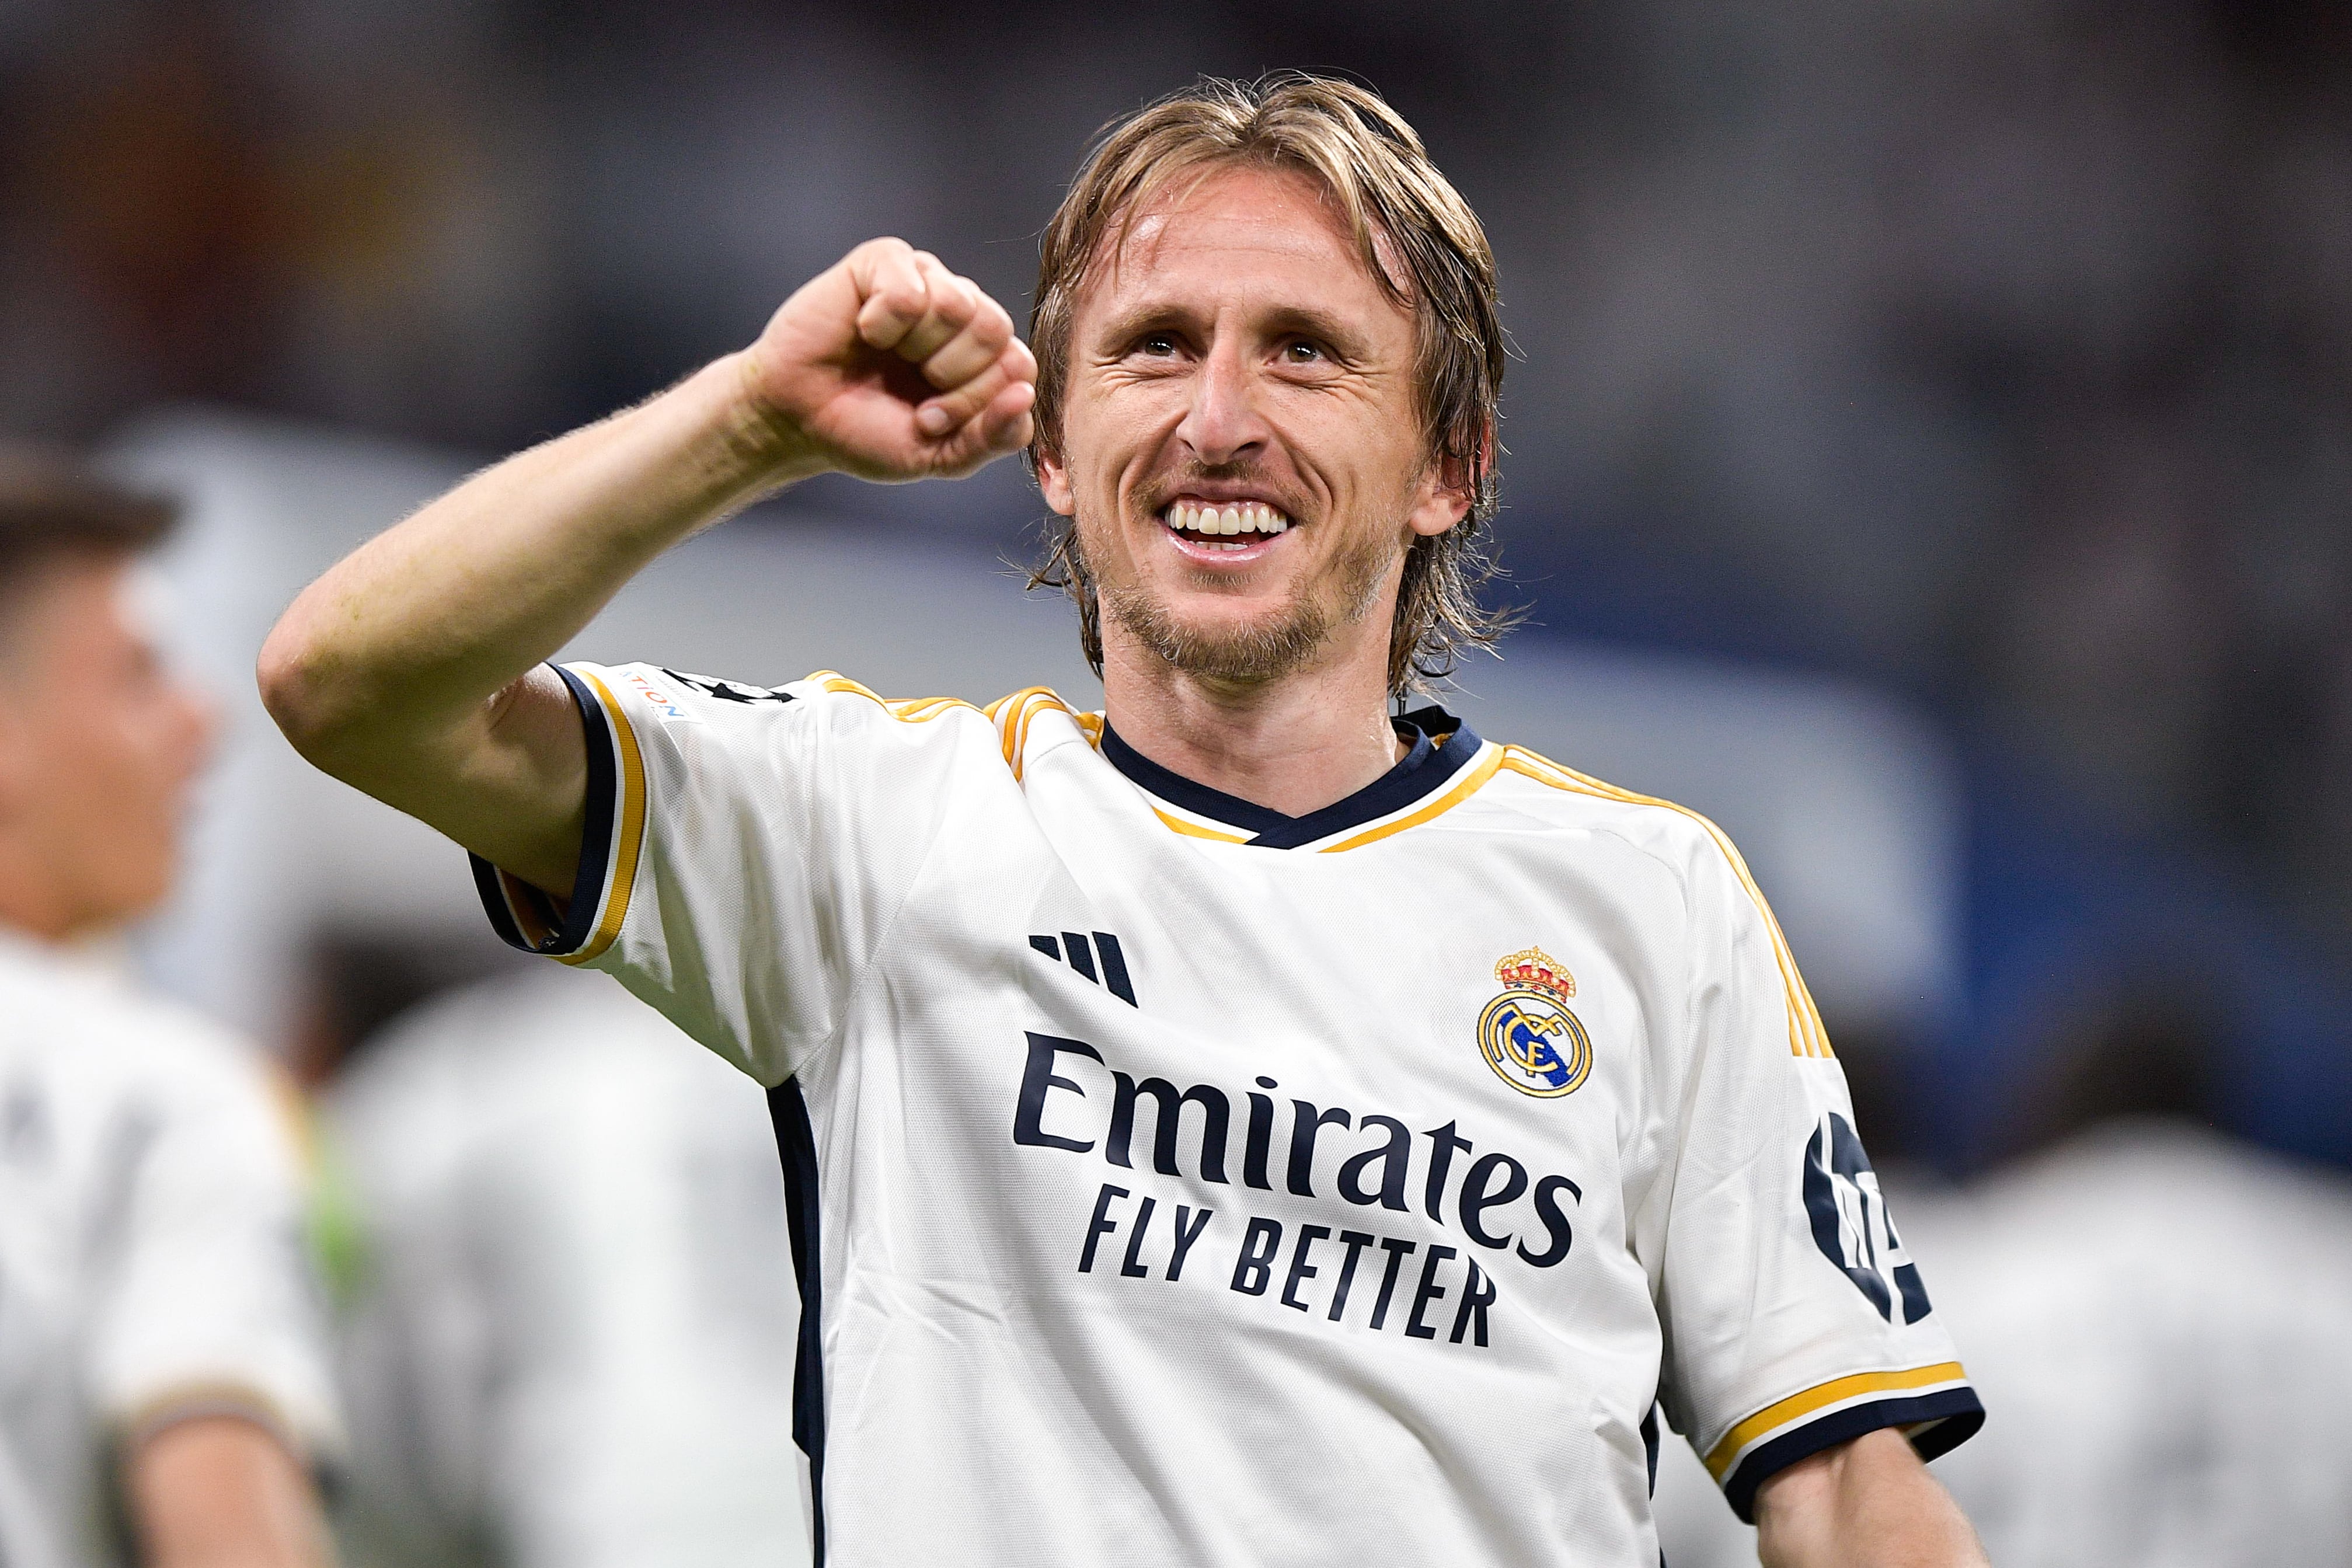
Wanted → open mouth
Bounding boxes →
[1158,499,1292,555]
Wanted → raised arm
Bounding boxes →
[257,239,1036,894]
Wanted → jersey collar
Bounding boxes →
[1099,706,1484,850]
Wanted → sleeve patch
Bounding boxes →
[1802,1111,1933,1324]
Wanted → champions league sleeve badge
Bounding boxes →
[1479,947,1593,1099]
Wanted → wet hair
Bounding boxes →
[1027,72,1514,697]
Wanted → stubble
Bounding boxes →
[1097,512,1399,686]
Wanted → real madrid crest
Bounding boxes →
[1479,947,1591,1099]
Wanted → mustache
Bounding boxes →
[1136,464,1308,518]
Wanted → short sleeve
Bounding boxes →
[472,663,968,1086]
[86,1043,342,1461]
[1653,829,1981,1522]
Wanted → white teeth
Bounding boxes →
[1163,501,1292,539]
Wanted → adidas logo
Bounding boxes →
[1029,931,1137,1006]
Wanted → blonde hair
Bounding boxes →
[1027,72,1513,698]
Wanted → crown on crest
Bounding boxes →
[1494,946,1576,1003]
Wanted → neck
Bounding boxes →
[1100,630,1402,818]
[0,839,88,946]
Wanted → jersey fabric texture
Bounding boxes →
[0,934,340,1568]
[473,660,1983,1567]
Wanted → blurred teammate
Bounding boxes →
[262,74,1985,1566]
[0,451,339,1568]
[329,967,807,1568]
[1655,1009,2352,1568]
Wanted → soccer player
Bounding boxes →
[0,450,340,1568]
[260,74,1987,1566]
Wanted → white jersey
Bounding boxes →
[328,968,808,1568]
[0,934,340,1568]
[474,661,1982,1566]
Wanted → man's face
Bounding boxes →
[0,556,215,939]
[1036,163,1469,686]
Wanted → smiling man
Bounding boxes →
[260,75,1985,1567]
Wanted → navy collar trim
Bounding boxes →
[1099,706,1483,849]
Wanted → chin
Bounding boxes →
[1109,586,1332,685]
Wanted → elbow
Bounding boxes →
[255,616,355,765]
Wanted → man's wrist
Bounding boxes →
[712,349,832,496]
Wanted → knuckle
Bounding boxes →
[851,235,910,271]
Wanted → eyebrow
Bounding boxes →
[1090,298,1379,361]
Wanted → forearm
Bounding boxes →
[1753,1428,1987,1568]
[128,1416,333,1568]
[259,351,799,770]
[257,237,1030,890]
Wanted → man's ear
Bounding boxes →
[1407,419,1493,539]
[1034,443,1076,517]
[1406,453,1476,539]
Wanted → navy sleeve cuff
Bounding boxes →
[471,664,622,959]
[1722,1386,1985,1523]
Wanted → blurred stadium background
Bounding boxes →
[5,1,2349,1564]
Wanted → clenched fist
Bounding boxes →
[741,238,1038,484]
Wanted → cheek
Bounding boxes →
[81,709,182,825]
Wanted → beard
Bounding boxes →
[1095,511,1400,686]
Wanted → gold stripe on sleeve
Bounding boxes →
[1499,747,1834,1058]
[1703,1362,1969,1479]
[559,668,649,967]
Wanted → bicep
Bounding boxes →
[389,663,589,898]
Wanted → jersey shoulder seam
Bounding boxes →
[1495,744,1834,1060]
[982,687,1099,780]
[802,670,985,726]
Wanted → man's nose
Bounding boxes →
[1175,340,1271,466]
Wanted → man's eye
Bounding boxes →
[1284,340,1325,364]
[1138,333,1177,356]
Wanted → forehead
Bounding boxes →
[1077,162,1409,332]
[15,554,147,660]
